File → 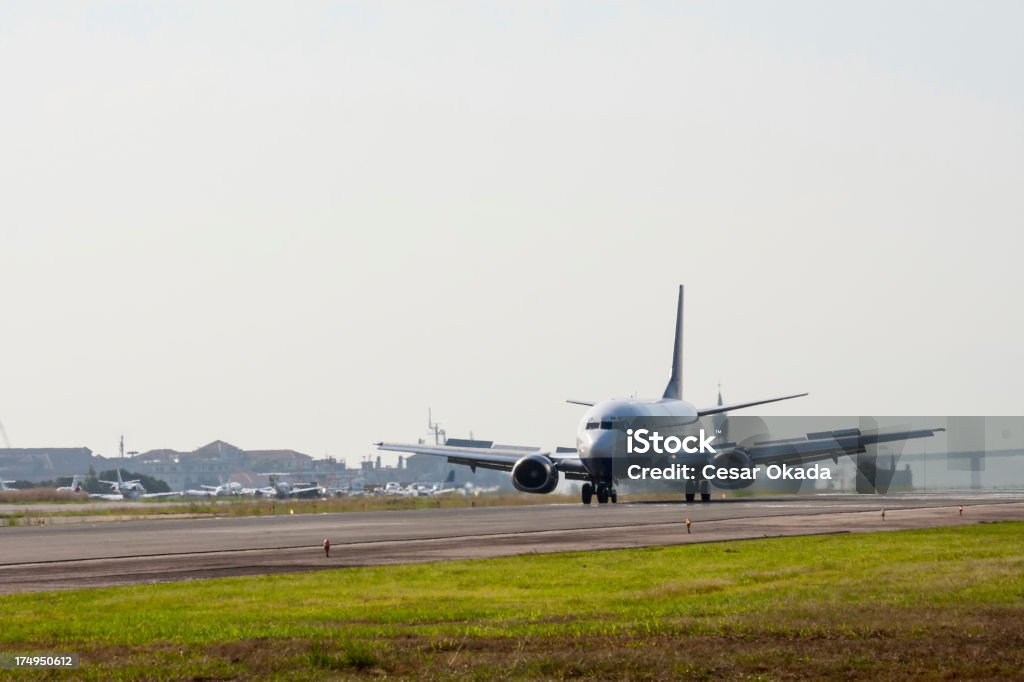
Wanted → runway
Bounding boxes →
[1,494,1022,594]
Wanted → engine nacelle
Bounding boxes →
[707,448,757,489]
[511,455,560,494]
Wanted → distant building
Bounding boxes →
[129,441,323,490]
[246,449,313,472]
[2,439,510,493]
[0,447,95,481]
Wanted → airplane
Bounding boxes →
[405,483,433,497]
[458,482,501,497]
[425,471,462,496]
[377,286,946,505]
[56,475,85,494]
[238,481,278,497]
[0,479,15,492]
[264,474,324,499]
[380,481,413,497]
[399,472,461,497]
[200,476,243,497]
[183,486,218,498]
[92,469,180,500]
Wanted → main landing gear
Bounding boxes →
[582,482,617,505]
[685,479,712,503]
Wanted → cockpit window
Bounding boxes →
[586,421,600,430]
[600,420,614,430]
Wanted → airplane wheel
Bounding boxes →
[685,493,695,503]
[597,487,609,504]
[582,483,593,505]
[700,493,711,503]
[610,490,618,504]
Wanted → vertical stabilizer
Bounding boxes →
[662,285,685,400]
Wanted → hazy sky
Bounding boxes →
[2,1,1022,463]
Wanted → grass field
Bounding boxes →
[1,523,1022,680]
[0,493,580,525]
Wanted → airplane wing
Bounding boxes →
[287,485,324,497]
[430,487,459,496]
[375,442,592,480]
[724,426,945,467]
[696,393,808,417]
[89,493,124,501]
[139,492,182,499]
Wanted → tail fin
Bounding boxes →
[662,285,684,400]
[444,470,455,484]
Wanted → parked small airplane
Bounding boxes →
[201,476,243,497]
[183,487,218,498]
[56,475,85,494]
[381,481,411,497]
[241,484,277,497]
[264,474,324,499]
[459,482,501,496]
[423,470,462,496]
[91,469,179,500]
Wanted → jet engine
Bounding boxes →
[511,455,560,494]
[707,448,757,489]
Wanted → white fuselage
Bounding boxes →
[575,398,712,485]
[100,481,146,499]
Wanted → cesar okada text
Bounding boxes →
[624,428,833,483]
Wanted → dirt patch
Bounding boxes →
[13,608,1022,680]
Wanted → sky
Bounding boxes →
[1,1,1022,463]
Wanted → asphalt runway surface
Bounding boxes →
[2,494,1023,594]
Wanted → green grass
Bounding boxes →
[0,493,579,525]
[1,523,1022,679]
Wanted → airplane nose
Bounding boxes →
[580,429,617,461]
[578,429,617,481]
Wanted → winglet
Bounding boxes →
[662,285,684,400]
[566,400,596,407]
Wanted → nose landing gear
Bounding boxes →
[581,482,617,505]
[685,478,712,503]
